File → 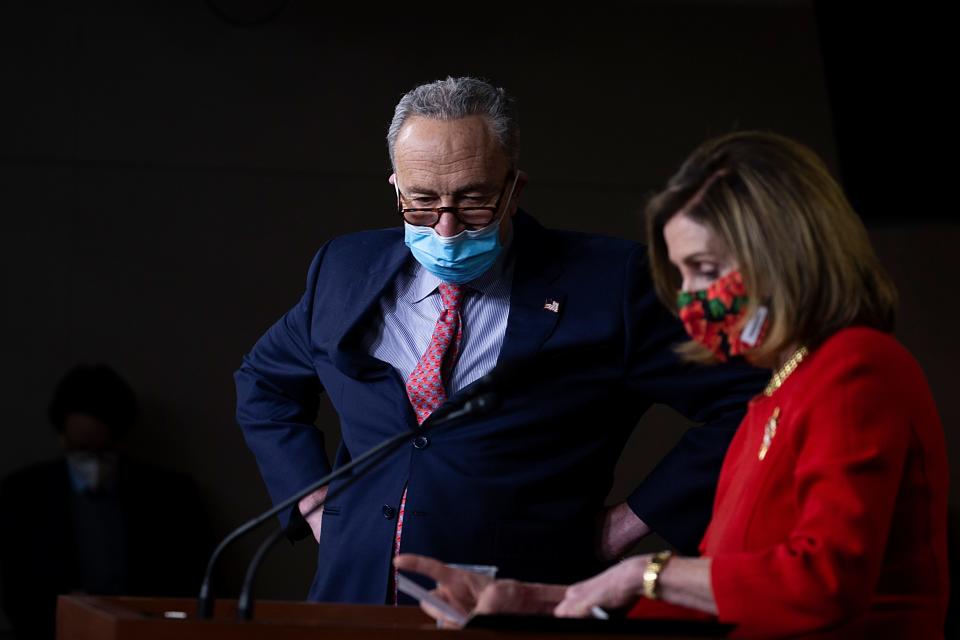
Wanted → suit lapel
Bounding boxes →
[496,212,566,369]
[329,237,410,381]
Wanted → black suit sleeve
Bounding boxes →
[622,245,768,554]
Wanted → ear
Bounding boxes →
[388,172,397,186]
[507,170,529,217]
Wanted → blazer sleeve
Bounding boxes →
[234,244,333,535]
[709,347,914,637]
[623,246,768,554]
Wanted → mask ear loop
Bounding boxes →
[475,170,521,247]
[740,305,768,347]
[500,170,521,219]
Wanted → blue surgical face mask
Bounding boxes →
[404,220,503,283]
[401,173,519,283]
[66,450,118,493]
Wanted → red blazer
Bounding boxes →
[698,327,949,637]
[628,327,948,636]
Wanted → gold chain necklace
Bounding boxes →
[763,346,809,397]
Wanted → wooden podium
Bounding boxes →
[57,595,729,639]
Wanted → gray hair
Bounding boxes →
[386,76,520,170]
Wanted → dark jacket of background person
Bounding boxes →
[0,457,210,640]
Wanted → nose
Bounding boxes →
[433,206,465,238]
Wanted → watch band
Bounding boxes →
[642,550,674,600]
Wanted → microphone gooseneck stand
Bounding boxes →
[197,390,500,620]
[235,392,500,621]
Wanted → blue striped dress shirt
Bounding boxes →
[363,245,514,395]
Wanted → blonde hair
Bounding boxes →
[645,131,897,367]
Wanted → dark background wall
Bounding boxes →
[1,0,955,633]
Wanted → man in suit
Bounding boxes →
[235,77,766,604]
[0,365,210,640]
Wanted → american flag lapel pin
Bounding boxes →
[543,299,560,313]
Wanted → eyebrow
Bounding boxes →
[404,182,496,197]
[682,252,718,265]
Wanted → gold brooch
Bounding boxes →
[758,407,780,460]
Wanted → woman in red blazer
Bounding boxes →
[397,132,949,637]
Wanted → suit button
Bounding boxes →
[413,435,429,450]
[382,504,396,520]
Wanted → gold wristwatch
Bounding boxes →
[642,550,673,600]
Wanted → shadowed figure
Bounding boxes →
[0,365,211,640]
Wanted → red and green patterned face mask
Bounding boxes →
[676,270,768,362]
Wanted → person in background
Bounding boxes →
[0,365,210,640]
[398,131,949,638]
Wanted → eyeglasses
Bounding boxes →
[396,173,514,230]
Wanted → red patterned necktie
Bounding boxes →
[406,283,465,424]
[391,282,465,603]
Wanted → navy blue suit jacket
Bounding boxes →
[235,211,766,603]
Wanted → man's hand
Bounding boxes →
[394,554,567,628]
[394,554,494,627]
[298,486,328,543]
[597,502,651,561]
[554,555,650,618]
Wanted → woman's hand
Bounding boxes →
[554,555,649,618]
[475,579,567,617]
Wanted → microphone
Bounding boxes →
[198,388,501,620]
[434,390,500,422]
